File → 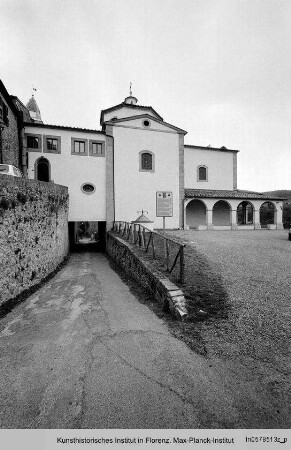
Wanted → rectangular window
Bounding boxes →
[47,138,58,151]
[27,135,39,149]
[26,133,42,151]
[89,140,105,157]
[92,143,102,155]
[74,141,86,153]
[44,135,61,153]
[71,138,88,156]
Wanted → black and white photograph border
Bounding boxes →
[0,0,291,449]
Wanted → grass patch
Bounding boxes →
[112,232,230,322]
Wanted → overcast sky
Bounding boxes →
[1,0,290,191]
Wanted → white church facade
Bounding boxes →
[22,92,284,232]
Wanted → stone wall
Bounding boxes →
[0,175,69,306]
[107,232,187,320]
[0,92,20,168]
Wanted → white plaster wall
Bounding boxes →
[25,126,106,222]
[103,106,160,122]
[112,123,181,229]
[184,147,234,190]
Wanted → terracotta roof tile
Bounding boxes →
[184,189,285,200]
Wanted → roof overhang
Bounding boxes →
[184,189,285,201]
[185,144,239,153]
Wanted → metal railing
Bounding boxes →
[111,221,185,284]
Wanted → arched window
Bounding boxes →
[198,165,208,181]
[139,151,155,172]
[35,157,50,182]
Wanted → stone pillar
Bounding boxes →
[231,209,238,230]
[254,209,261,229]
[276,205,284,229]
[105,128,115,231]
[184,200,189,230]
[178,134,185,229]
[207,208,214,230]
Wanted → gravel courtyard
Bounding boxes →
[167,229,291,428]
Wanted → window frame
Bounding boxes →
[25,133,42,152]
[89,140,105,157]
[139,150,155,173]
[71,138,88,156]
[43,134,61,154]
[197,165,208,182]
[81,182,96,195]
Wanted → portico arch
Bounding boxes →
[185,199,207,229]
[260,201,275,227]
[213,200,231,226]
[237,201,254,225]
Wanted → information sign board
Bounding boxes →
[156,191,173,217]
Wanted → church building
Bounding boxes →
[1,79,284,233]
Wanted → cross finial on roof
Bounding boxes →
[129,82,132,96]
[32,85,37,97]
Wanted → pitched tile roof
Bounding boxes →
[23,122,105,134]
[100,102,163,124]
[185,144,239,153]
[185,189,285,200]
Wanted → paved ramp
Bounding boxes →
[1,252,243,429]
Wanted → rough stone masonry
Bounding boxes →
[0,175,69,306]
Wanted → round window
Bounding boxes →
[81,183,96,195]
[143,119,151,128]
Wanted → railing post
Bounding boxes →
[180,246,185,284]
[166,239,169,271]
[152,233,155,258]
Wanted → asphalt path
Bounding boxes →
[1,252,245,429]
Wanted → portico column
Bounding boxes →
[184,200,189,230]
[275,206,284,230]
[254,209,261,230]
[207,208,214,230]
[231,209,238,230]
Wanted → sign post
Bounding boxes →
[156,192,173,269]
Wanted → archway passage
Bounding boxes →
[36,157,50,182]
[260,202,275,228]
[68,221,106,252]
[237,201,254,225]
[186,199,206,228]
[213,200,231,226]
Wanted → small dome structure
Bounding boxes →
[124,95,138,105]
[26,95,42,123]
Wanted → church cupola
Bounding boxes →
[26,91,42,123]
[124,82,138,105]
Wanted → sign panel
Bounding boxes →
[156,191,173,217]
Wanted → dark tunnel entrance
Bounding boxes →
[68,221,106,252]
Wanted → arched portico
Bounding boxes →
[184,192,284,231]
[213,200,231,226]
[260,201,275,228]
[237,201,254,226]
[185,199,207,229]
